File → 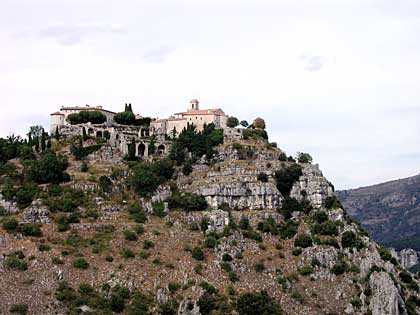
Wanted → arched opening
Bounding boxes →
[138,143,146,157]
[158,144,165,155]
[96,131,103,138]
[141,129,150,137]
[88,128,94,135]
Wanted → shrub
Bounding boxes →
[183,159,193,175]
[38,244,51,252]
[312,211,328,224]
[204,235,217,248]
[152,202,166,218]
[294,234,313,248]
[71,143,102,160]
[124,229,138,241]
[52,257,64,264]
[105,255,114,262]
[292,248,302,256]
[220,262,232,272]
[324,196,342,209]
[192,246,205,261]
[168,192,207,211]
[236,291,282,315]
[9,304,28,315]
[238,216,250,230]
[168,282,181,293]
[5,256,27,271]
[121,248,135,259]
[28,152,69,184]
[257,172,268,182]
[20,223,42,237]
[242,230,263,242]
[341,231,363,250]
[134,224,145,235]
[73,258,89,269]
[227,116,239,128]
[128,203,147,223]
[143,240,154,249]
[274,164,302,196]
[298,265,314,276]
[331,261,349,275]
[2,218,18,232]
[66,110,106,124]
[254,261,265,272]
[257,217,278,235]
[99,176,112,193]
[296,152,313,164]
[114,111,136,125]
[222,253,233,262]
[229,271,240,282]
[312,220,339,236]
[279,220,298,239]
[378,246,393,262]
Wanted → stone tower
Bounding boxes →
[189,99,199,111]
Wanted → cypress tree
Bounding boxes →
[28,133,32,146]
[82,127,87,141]
[54,126,59,140]
[47,139,51,149]
[34,137,39,152]
[128,138,136,160]
[41,130,46,151]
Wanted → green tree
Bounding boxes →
[227,116,239,128]
[28,152,69,184]
[40,129,46,151]
[237,291,282,315]
[240,120,249,127]
[296,152,313,164]
[252,117,266,130]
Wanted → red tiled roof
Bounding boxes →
[175,108,226,116]
[50,111,64,116]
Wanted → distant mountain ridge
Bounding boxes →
[336,174,420,251]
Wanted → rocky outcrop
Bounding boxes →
[290,164,334,208]
[398,248,419,270]
[22,199,50,224]
[0,193,19,214]
[369,271,406,315]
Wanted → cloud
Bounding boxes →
[143,46,175,63]
[300,55,326,72]
[38,24,126,46]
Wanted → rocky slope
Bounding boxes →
[336,174,420,251]
[1,137,419,315]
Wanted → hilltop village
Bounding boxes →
[0,99,419,315]
[50,99,241,158]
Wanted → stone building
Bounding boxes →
[50,105,116,134]
[150,99,228,137]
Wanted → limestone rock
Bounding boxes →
[369,271,406,315]
[290,164,334,208]
[398,248,419,270]
[22,199,50,224]
[0,193,19,214]
[205,210,229,233]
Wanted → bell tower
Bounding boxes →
[189,99,199,111]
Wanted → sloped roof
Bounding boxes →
[50,111,64,116]
[60,105,116,114]
[175,108,226,116]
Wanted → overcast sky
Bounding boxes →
[0,0,419,189]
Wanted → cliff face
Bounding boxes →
[1,137,419,315]
[336,174,420,251]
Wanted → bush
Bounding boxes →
[152,202,166,218]
[143,240,155,249]
[254,261,265,272]
[279,220,298,239]
[204,235,217,248]
[312,220,339,236]
[168,282,181,293]
[331,261,349,275]
[227,117,239,128]
[274,164,302,196]
[66,110,106,124]
[324,196,342,209]
[28,152,69,184]
[168,192,207,211]
[9,304,28,315]
[20,223,42,237]
[192,246,205,261]
[128,203,147,223]
[124,229,138,241]
[294,234,313,248]
[236,291,282,315]
[121,248,135,259]
[341,231,363,250]
[70,143,102,160]
[38,244,51,252]
[222,253,233,262]
[114,111,136,125]
[298,265,314,276]
[183,159,193,175]
[99,176,112,193]
[296,152,313,164]
[257,172,268,182]
[5,256,27,271]
[257,217,279,235]
[73,258,89,269]
[238,216,250,230]
[2,218,18,232]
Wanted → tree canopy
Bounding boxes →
[67,110,107,125]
